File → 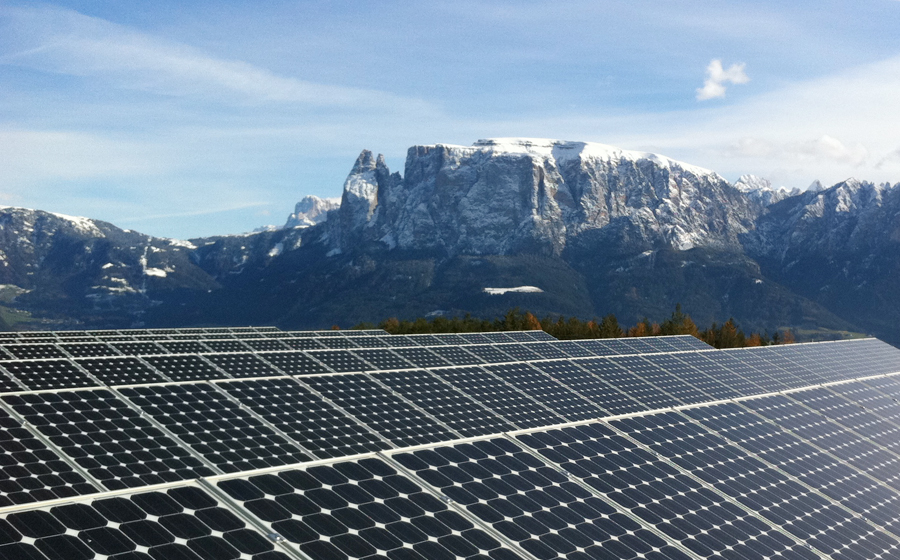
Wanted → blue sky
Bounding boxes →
[2,1,899,239]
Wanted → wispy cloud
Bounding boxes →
[696,59,749,100]
[0,5,431,111]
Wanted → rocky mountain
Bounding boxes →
[0,139,897,344]
[284,195,341,229]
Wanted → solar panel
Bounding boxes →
[0,483,295,560]
[351,348,414,370]
[2,344,66,360]
[545,340,595,358]
[306,349,372,372]
[158,340,209,354]
[75,357,169,385]
[204,352,282,378]
[485,362,605,421]
[315,336,360,349]
[428,345,486,365]
[258,351,331,375]
[389,346,453,368]
[300,374,457,447]
[373,369,515,437]
[520,422,818,560]
[215,457,524,560]
[342,335,389,348]
[220,377,390,458]
[242,338,291,352]
[495,343,545,361]
[430,366,566,429]
[281,337,328,350]
[119,383,312,473]
[639,353,740,401]
[0,360,97,390]
[530,360,647,416]
[669,351,766,397]
[607,355,711,404]
[0,407,97,506]
[142,355,226,382]
[111,341,166,355]
[464,344,516,363]
[576,358,682,410]
[612,411,895,559]
[697,350,788,394]
[395,436,691,560]
[58,342,119,358]
[685,401,900,540]
[2,389,216,490]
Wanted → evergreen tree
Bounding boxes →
[597,314,623,338]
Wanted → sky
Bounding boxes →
[1,1,899,239]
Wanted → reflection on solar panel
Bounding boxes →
[4,329,900,560]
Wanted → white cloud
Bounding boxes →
[0,5,431,112]
[696,59,750,100]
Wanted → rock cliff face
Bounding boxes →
[326,139,758,256]
[284,195,340,229]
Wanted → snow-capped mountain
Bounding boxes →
[323,139,758,256]
[0,139,897,344]
[284,195,341,229]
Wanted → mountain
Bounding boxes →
[284,195,341,229]
[0,139,896,344]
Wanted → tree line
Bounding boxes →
[352,305,795,349]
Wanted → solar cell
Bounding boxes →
[607,355,710,404]
[374,369,514,437]
[300,374,457,447]
[380,335,421,347]
[665,335,714,351]
[530,360,647,416]
[523,330,558,341]
[221,377,390,458]
[485,362,605,421]
[204,352,282,378]
[0,484,295,560]
[576,358,681,410]
[697,350,788,394]
[431,333,470,345]
[216,457,524,560]
[0,359,97,390]
[430,366,566,429]
[120,383,311,473]
[58,342,119,358]
[572,339,620,356]
[0,407,97,506]
[792,387,900,455]
[342,335,389,348]
[143,355,227,382]
[3,389,216,490]
[457,333,494,344]
[0,371,22,393]
[75,357,169,385]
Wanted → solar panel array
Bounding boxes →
[1,327,900,560]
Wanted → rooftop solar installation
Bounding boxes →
[3,329,900,560]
